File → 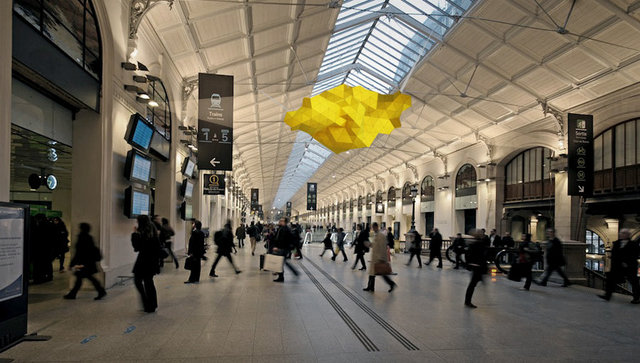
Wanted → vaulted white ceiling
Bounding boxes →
[144,0,640,211]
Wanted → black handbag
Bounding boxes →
[507,263,523,282]
[184,256,195,270]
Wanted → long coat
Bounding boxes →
[132,232,161,276]
[369,230,388,276]
[188,229,206,258]
[69,232,101,275]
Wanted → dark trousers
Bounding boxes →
[32,257,53,283]
[210,253,238,275]
[605,269,640,300]
[134,274,157,312]
[320,247,335,257]
[523,262,533,289]
[426,251,442,266]
[58,253,66,271]
[379,274,394,287]
[165,242,179,268]
[238,238,244,248]
[332,246,348,261]
[465,267,484,304]
[188,257,201,282]
[276,250,299,280]
[454,251,463,268]
[353,253,366,269]
[68,271,105,297]
[539,264,569,285]
[408,251,422,266]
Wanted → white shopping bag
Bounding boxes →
[263,254,284,273]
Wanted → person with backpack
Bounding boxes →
[131,215,162,313]
[351,224,370,270]
[209,221,242,277]
[331,228,348,262]
[63,223,106,300]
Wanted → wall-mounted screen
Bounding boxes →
[180,201,193,220]
[124,113,154,152]
[124,186,151,218]
[181,157,195,178]
[149,130,170,161]
[180,179,194,198]
[124,149,152,184]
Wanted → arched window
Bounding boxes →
[14,0,102,80]
[358,196,364,208]
[387,187,396,203]
[504,147,555,202]
[455,164,477,197]
[366,193,373,205]
[421,175,435,202]
[146,78,172,141]
[586,230,605,272]
[402,182,414,204]
[376,190,383,203]
[593,118,639,193]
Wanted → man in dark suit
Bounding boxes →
[185,220,205,283]
[425,228,443,268]
[535,228,570,287]
[272,218,299,282]
[465,229,489,308]
[599,229,640,304]
[501,232,515,249]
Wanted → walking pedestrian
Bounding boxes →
[406,230,423,267]
[248,221,258,256]
[518,233,540,291]
[272,218,299,283]
[535,229,570,287]
[160,218,179,268]
[236,224,246,248]
[320,232,336,258]
[363,223,396,292]
[425,228,443,268]
[452,233,466,269]
[598,229,640,304]
[52,217,69,272]
[351,224,369,270]
[464,229,488,308]
[63,223,106,300]
[331,228,348,262]
[131,215,162,313]
[209,221,242,277]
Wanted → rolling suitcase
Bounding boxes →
[260,254,265,270]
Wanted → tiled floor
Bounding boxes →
[2,245,640,362]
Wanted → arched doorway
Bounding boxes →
[455,164,477,234]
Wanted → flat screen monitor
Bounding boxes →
[180,201,193,220]
[124,113,154,152]
[181,157,195,178]
[124,149,152,184]
[124,186,151,218]
[180,179,194,198]
[149,130,170,161]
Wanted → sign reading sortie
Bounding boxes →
[197,73,233,171]
[567,113,593,196]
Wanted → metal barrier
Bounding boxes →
[583,266,632,295]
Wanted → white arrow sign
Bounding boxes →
[210,158,220,167]
[578,185,584,193]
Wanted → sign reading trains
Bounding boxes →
[567,113,593,196]
[307,183,317,211]
[197,73,233,171]
[203,174,225,195]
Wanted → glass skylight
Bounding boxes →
[272,0,476,209]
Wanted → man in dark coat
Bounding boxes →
[351,224,369,270]
[209,221,242,277]
[235,224,246,248]
[501,232,515,249]
[185,220,205,283]
[64,223,106,300]
[331,228,348,262]
[599,229,640,304]
[465,229,489,308]
[272,218,299,282]
[535,228,570,287]
[425,228,443,268]
[452,233,466,269]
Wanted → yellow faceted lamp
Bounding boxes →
[284,84,411,154]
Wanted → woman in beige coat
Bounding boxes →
[363,222,397,292]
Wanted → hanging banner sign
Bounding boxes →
[203,174,225,195]
[568,113,594,196]
[197,73,233,171]
[307,183,317,211]
[286,202,292,218]
[250,189,259,211]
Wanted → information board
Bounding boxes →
[568,113,594,196]
[251,189,259,211]
[197,73,233,171]
[307,183,317,211]
[203,174,225,195]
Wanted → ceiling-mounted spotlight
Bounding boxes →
[146,74,160,82]
[121,62,137,71]
[28,174,41,190]
[148,100,159,107]
[124,84,145,94]
[137,93,150,100]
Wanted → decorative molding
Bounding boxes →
[129,0,174,40]
[539,99,565,136]
[405,162,418,182]
[181,79,198,122]
[434,152,448,174]
[388,170,400,185]
[375,175,385,190]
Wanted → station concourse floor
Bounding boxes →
[2,245,640,363]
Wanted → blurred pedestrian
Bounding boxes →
[209,221,242,277]
[352,224,370,270]
[406,230,423,268]
[63,223,106,300]
[52,217,69,272]
[185,220,205,283]
[535,229,570,287]
[132,215,162,313]
[464,229,488,308]
[452,233,466,269]
[320,232,336,258]
[598,229,640,304]
[363,223,396,293]
[331,228,348,262]
[425,228,443,268]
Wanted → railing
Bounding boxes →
[583,266,633,295]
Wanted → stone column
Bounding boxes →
[554,172,581,241]
[0,1,12,201]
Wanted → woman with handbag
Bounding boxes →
[363,223,396,292]
[63,223,106,300]
[132,215,161,313]
[185,220,205,283]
